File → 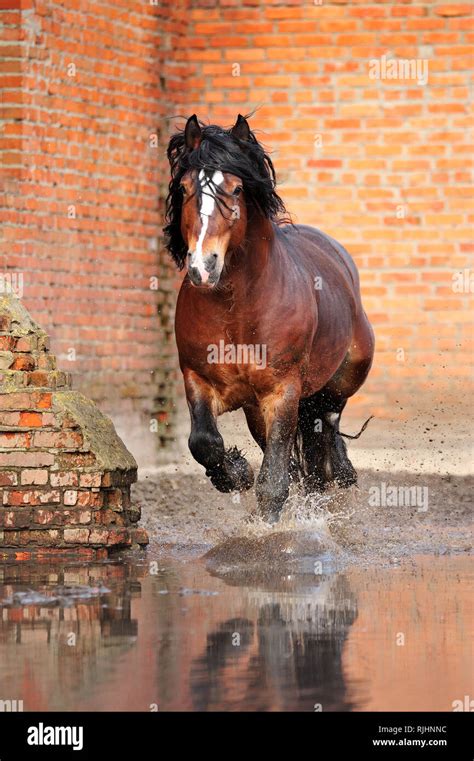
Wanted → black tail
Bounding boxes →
[339,415,374,440]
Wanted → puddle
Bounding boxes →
[0,465,471,712]
[0,552,471,712]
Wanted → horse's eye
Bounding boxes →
[179,184,187,194]
[233,186,243,196]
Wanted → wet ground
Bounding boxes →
[136,467,472,564]
[0,459,472,712]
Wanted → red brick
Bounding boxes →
[11,354,35,371]
[15,337,36,352]
[18,411,42,427]
[106,529,131,546]
[0,471,18,486]
[131,527,149,546]
[98,509,125,526]
[0,412,20,426]
[36,393,52,409]
[26,371,50,387]
[0,432,31,449]
[63,509,91,525]
[63,489,78,506]
[64,528,90,544]
[435,5,472,16]
[0,393,31,410]
[3,489,60,505]
[34,509,56,526]
[32,430,83,449]
[0,337,15,351]
[21,469,48,485]
[0,452,54,467]
[1,510,32,529]
[79,472,102,488]
[50,471,78,487]
[106,488,124,511]
[77,491,103,508]
[0,392,51,411]
[89,528,110,544]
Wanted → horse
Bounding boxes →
[164,114,375,523]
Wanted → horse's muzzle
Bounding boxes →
[188,251,221,288]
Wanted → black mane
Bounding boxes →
[164,120,288,269]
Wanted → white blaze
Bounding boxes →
[192,169,224,283]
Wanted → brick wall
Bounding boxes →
[170,0,473,420]
[0,0,189,464]
[1,0,472,466]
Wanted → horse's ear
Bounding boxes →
[184,114,202,151]
[231,114,251,142]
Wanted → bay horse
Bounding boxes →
[165,114,375,523]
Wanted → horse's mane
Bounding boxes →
[164,119,289,269]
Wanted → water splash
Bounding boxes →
[204,486,360,577]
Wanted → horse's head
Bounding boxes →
[179,115,248,286]
[165,114,286,289]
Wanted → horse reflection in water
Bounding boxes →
[0,557,358,711]
[189,574,357,712]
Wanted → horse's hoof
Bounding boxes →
[206,447,254,493]
[206,468,237,493]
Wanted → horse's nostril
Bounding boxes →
[188,266,202,285]
[211,253,218,260]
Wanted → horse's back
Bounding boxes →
[274,222,373,398]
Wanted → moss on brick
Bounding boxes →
[0,295,47,340]
[0,294,147,555]
[53,391,138,475]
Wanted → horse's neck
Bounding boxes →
[231,216,275,283]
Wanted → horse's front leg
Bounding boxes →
[256,383,300,523]
[184,370,254,493]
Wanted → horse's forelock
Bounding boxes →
[164,122,288,268]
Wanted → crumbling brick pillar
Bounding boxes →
[0,295,149,560]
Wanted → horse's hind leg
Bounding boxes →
[298,392,357,492]
[301,317,375,492]
[185,371,254,493]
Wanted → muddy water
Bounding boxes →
[0,548,471,712]
[0,465,472,712]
